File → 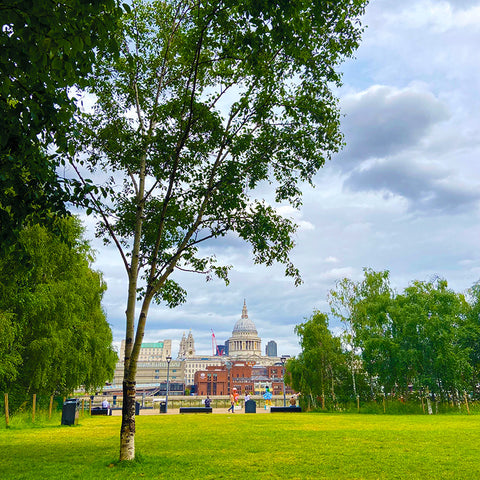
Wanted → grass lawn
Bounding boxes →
[2,412,480,479]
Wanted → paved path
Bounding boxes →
[111,406,271,415]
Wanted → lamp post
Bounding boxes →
[281,356,287,407]
[225,360,232,396]
[165,355,172,413]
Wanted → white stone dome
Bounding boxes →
[232,300,258,334]
[233,316,258,334]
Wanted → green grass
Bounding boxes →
[2,412,480,479]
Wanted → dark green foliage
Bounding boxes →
[0,0,123,245]
[0,217,117,401]
[287,311,348,409]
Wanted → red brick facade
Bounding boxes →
[194,362,295,396]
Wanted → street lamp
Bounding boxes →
[225,360,232,396]
[281,356,287,407]
[165,355,172,413]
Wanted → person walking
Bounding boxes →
[228,391,235,413]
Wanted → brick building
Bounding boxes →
[194,361,295,396]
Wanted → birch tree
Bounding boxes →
[70,0,369,460]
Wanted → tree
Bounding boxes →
[0,312,21,392]
[330,270,473,398]
[289,311,346,410]
[0,217,117,405]
[391,279,471,396]
[70,0,368,460]
[329,269,394,396]
[462,282,480,390]
[0,0,123,245]
[328,277,362,397]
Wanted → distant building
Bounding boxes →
[216,345,226,356]
[112,358,185,388]
[183,357,223,386]
[265,340,277,357]
[119,339,171,362]
[178,330,196,358]
[195,361,294,396]
[113,301,286,390]
[179,301,283,388]
[227,300,262,358]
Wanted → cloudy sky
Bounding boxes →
[84,0,480,358]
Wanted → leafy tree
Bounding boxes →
[391,279,471,396]
[289,311,346,410]
[0,217,117,404]
[462,282,480,390]
[0,312,21,390]
[352,270,397,393]
[329,276,362,397]
[329,269,394,395]
[70,0,369,460]
[0,0,123,244]
[330,270,473,398]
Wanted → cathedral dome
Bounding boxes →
[232,300,258,334]
[228,300,261,357]
[233,316,258,334]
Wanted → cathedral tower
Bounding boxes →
[227,300,262,357]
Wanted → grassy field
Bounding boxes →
[2,412,480,479]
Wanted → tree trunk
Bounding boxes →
[120,379,137,461]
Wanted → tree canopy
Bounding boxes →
[328,270,480,399]
[0,217,117,406]
[287,271,480,411]
[69,0,369,460]
[288,311,348,410]
[0,0,123,245]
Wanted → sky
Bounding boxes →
[83,0,480,358]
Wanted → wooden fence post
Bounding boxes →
[48,395,53,420]
[32,394,36,423]
[464,391,470,414]
[4,393,9,428]
[356,395,360,413]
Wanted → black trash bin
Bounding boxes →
[245,399,256,413]
[135,401,140,415]
[61,398,79,425]
[159,401,167,413]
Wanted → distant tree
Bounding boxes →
[391,279,471,396]
[462,282,480,390]
[330,270,473,398]
[329,277,362,397]
[288,311,346,410]
[0,217,117,403]
[70,0,368,460]
[329,269,394,395]
[0,0,123,245]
